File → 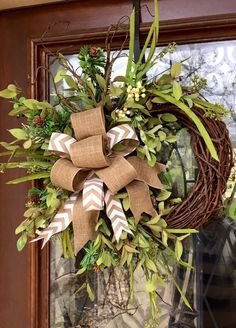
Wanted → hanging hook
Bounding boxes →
[133,0,142,64]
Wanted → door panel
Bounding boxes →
[1,1,236,327]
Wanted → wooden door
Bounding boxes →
[1,1,236,327]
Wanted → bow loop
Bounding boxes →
[96,156,137,194]
[50,158,90,192]
[70,135,110,169]
[71,106,106,140]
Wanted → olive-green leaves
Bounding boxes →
[156,190,172,201]
[54,69,78,89]
[95,74,106,90]
[122,196,130,211]
[87,283,95,301]
[161,113,177,122]
[17,234,27,251]
[46,187,61,209]
[175,239,183,260]
[109,84,123,97]
[8,128,28,140]
[23,99,40,109]
[113,75,130,84]
[54,69,67,83]
[173,81,182,101]
[0,84,20,99]
[171,62,181,78]
[23,139,32,149]
[138,0,159,65]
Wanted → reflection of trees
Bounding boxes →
[153,42,236,143]
[50,253,172,328]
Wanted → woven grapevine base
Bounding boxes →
[152,106,234,229]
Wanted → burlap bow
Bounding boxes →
[33,106,165,253]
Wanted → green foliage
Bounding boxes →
[172,81,182,100]
[194,98,229,120]
[86,282,95,301]
[95,74,106,90]
[46,187,61,209]
[17,233,27,251]
[171,62,182,78]
[79,46,105,78]
[7,172,50,184]
[8,128,28,140]
[228,199,236,220]
[0,84,21,99]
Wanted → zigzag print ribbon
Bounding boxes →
[31,194,77,248]
[82,177,104,211]
[48,133,76,158]
[105,189,133,241]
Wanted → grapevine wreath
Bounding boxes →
[0,0,234,324]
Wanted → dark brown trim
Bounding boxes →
[28,243,50,328]
[32,13,236,48]
[29,12,236,328]
[0,0,78,13]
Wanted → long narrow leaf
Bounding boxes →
[154,0,159,45]
[138,23,154,64]
[136,61,154,81]
[166,228,198,234]
[172,275,192,309]
[146,29,156,65]
[126,9,135,77]
[157,258,192,310]
[153,91,219,161]
[0,162,52,169]
[137,0,159,78]
[143,0,159,64]
[7,172,50,184]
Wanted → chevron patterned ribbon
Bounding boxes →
[31,194,77,248]
[48,133,76,158]
[32,106,164,252]
[82,177,104,211]
[107,124,139,156]
[105,189,133,241]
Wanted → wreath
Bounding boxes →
[0,1,233,325]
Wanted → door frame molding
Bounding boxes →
[29,13,236,328]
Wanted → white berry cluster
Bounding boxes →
[115,107,132,119]
[126,81,146,102]
[114,81,146,120]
